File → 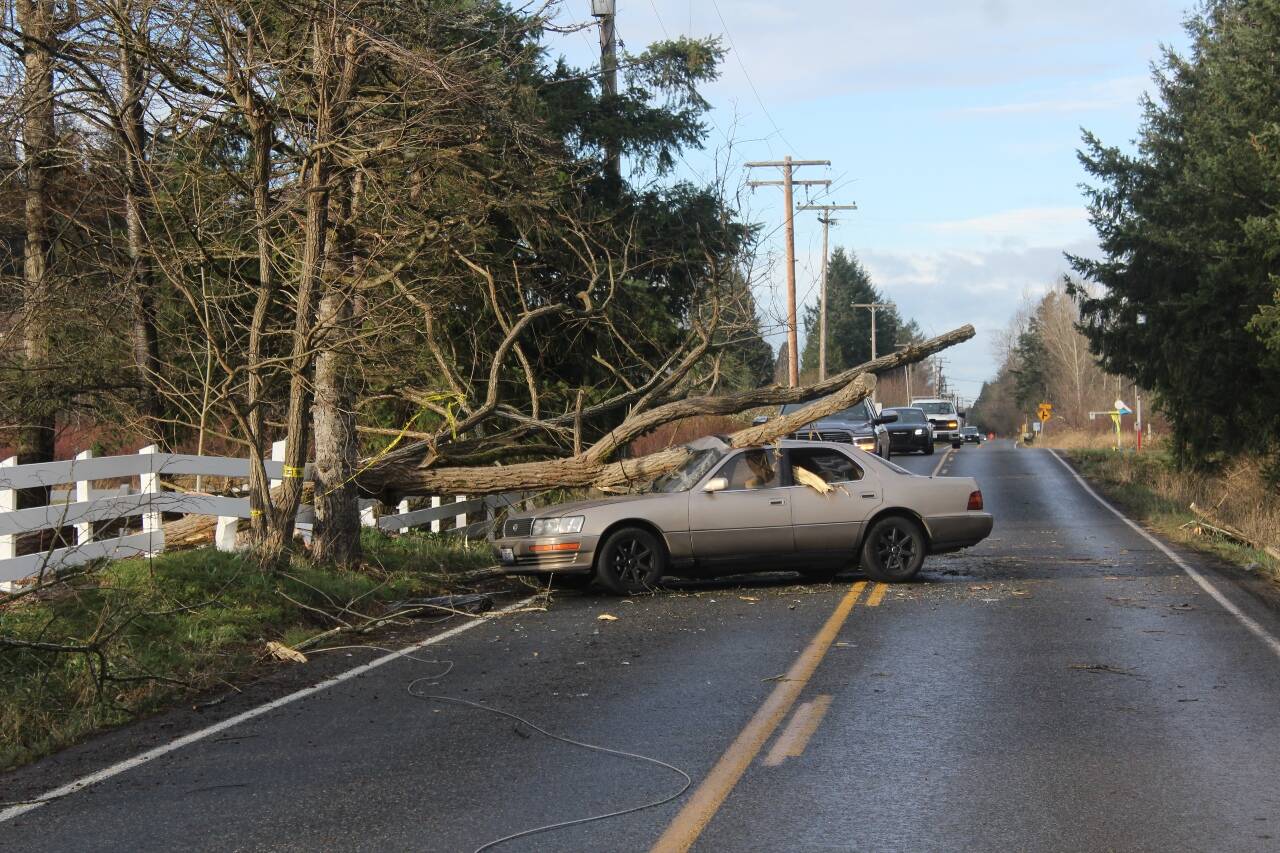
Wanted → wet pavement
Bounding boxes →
[4,440,1280,852]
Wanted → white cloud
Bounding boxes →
[925,207,1092,249]
[947,75,1152,116]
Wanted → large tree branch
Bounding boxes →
[357,323,974,499]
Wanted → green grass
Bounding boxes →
[0,531,495,770]
[1064,449,1279,580]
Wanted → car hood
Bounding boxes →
[507,492,669,521]
[886,422,926,431]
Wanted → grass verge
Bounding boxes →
[0,530,496,771]
[1062,448,1279,585]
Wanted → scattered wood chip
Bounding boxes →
[1169,603,1196,611]
[739,596,760,602]
[597,613,619,621]
[265,641,307,663]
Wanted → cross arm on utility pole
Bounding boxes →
[796,203,858,211]
[744,159,831,167]
[747,179,832,188]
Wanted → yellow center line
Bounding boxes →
[762,694,833,767]
[930,445,954,477]
[649,581,867,853]
[865,582,889,607]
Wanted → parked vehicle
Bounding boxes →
[882,406,935,455]
[910,397,964,447]
[494,437,993,593]
[960,426,982,444]
[755,396,895,458]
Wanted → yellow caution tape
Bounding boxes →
[282,465,305,479]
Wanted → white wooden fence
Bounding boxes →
[0,441,523,590]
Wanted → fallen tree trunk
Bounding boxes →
[359,323,975,499]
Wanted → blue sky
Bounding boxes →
[547,1,1195,400]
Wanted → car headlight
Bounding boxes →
[947,421,958,429]
[531,516,584,536]
[913,428,924,435]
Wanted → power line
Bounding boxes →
[709,0,796,152]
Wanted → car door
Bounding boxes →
[785,447,883,553]
[688,449,794,558]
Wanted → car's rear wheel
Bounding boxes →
[595,527,665,594]
[860,516,926,582]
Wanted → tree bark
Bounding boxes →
[116,10,163,440]
[260,22,359,562]
[311,178,361,567]
[16,0,58,475]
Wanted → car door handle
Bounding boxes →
[860,492,877,499]
[769,498,786,506]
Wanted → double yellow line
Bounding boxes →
[651,581,888,852]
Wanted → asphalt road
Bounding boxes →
[5,440,1280,852]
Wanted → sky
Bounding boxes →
[547,0,1196,402]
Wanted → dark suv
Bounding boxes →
[772,397,897,458]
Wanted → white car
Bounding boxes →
[910,398,964,446]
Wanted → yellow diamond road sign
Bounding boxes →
[1037,403,1052,422]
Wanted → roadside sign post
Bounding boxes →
[1037,402,1052,437]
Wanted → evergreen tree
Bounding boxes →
[799,249,907,375]
[1070,0,1280,465]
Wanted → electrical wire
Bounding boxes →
[407,679,693,853]
[315,636,693,852]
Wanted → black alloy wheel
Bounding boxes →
[596,527,666,595]
[860,516,926,582]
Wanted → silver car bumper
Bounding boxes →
[924,513,993,553]
[493,534,600,575]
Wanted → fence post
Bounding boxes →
[74,449,93,546]
[360,501,377,528]
[139,444,162,556]
[0,456,15,561]
[431,495,442,533]
[215,515,239,552]
[455,495,468,534]
[397,499,410,534]
[269,439,286,490]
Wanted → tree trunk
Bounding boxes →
[116,14,163,440]
[312,181,361,567]
[260,23,358,563]
[245,113,275,546]
[16,0,58,488]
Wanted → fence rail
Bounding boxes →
[0,443,521,589]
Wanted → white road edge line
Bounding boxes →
[930,445,954,478]
[1048,449,1280,661]
[0,593,541,825]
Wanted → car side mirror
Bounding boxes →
[703,477,728,493]
[874,412,899,425]
[752,415,769,425]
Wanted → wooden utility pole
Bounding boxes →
[592,0,619,179]
[798,203,857,380]
[746,158,831,386]
[851,302,895,401]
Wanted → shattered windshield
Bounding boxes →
[649,448,723,493]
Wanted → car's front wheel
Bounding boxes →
[595,527,665,594]
[924,441,935,456]
[860,516,926,582]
